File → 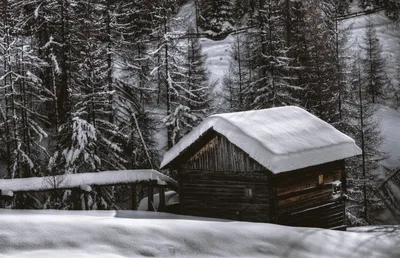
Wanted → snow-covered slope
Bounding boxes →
[177,1,233,94]
[0,210,399,258]
[342,11,400,105]
[377,106,400,169]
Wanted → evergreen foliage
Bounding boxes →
[0,0,395,218]
[164,26,210,145]
[344,54,386,225]
[359,20,389,104]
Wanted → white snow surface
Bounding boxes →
[377,106,400,169]
[176,1,233,94]
[138,191,179,211]
[0,210,398,258]
[161,106,362,173]
[0,170,177,192]
[342,11,400,105]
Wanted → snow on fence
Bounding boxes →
[0,169,177,192]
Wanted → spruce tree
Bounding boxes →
[360,19,388,104]
[222,33,251,111]
[245,0,293,110]
[0,0,50,179]
[164,27,210,145]
[197,0,236,38]
[345,54,386,225]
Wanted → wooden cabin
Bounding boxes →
[161,106,361,229]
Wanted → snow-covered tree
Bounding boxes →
[359,0,400,20]
[345,54,386,225]
[164,27,211,145]
[222,33,251,111]
[0,0,51,179]
[244,0,294,110]
[197,0,236,38]
[53,1,126,174]
[359,19,389,104]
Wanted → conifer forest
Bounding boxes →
[1,0,400,225]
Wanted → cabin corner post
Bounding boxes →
[158,186,166,211]
[95,186,106,210]
[269,174,278,223]
[341,159,347,228]
[84,191,90,210]
[178,169,184,215]
[147,180,156,211]
[131,184,137,210]
[71,188,80,210]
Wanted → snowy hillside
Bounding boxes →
[0,210,399,258]
[342,11,400,170]
[343,11,400,98]
[177,2,233,94]
[378,106,400,169]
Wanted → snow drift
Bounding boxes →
[0,210,398,258]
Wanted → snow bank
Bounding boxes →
[376,106,400,169]
[161,106,362,173]
[0,170,177,192]
[0,210,398,258]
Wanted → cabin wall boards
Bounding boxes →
[161,107,361,228]
[179,133,270,222]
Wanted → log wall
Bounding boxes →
[273,161,346,228]
[179,133,271,222]
[175,130,347,228]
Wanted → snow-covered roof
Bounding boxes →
[0,170,177,192]
[161,106,362,173]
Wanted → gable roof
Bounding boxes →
[161,106,362,174]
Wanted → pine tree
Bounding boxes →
[244,0,293,110]
[333,3,353,124]
[360,19,388,104]
[54,1,125,174]
[284,0,308,107]
[222,33,250,111]
[164,27,210,144]
[359,0,400,20]
[197,0,236,38]
[0,0,50,180]
[150,0,189,148]
[332,0,351,15]
[345,54,386,225]
[280,0,339,123]
[304,0,339,123]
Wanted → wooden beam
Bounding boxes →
[158,186,166,212]
[131,184,137,210]
[71,188,79,210]
[148,183,154,211]
[84,192,90,210]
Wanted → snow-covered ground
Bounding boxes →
[378,106,400,169]
[342,11,400,104]
[177,1,233,95]
[0,210,399,258]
